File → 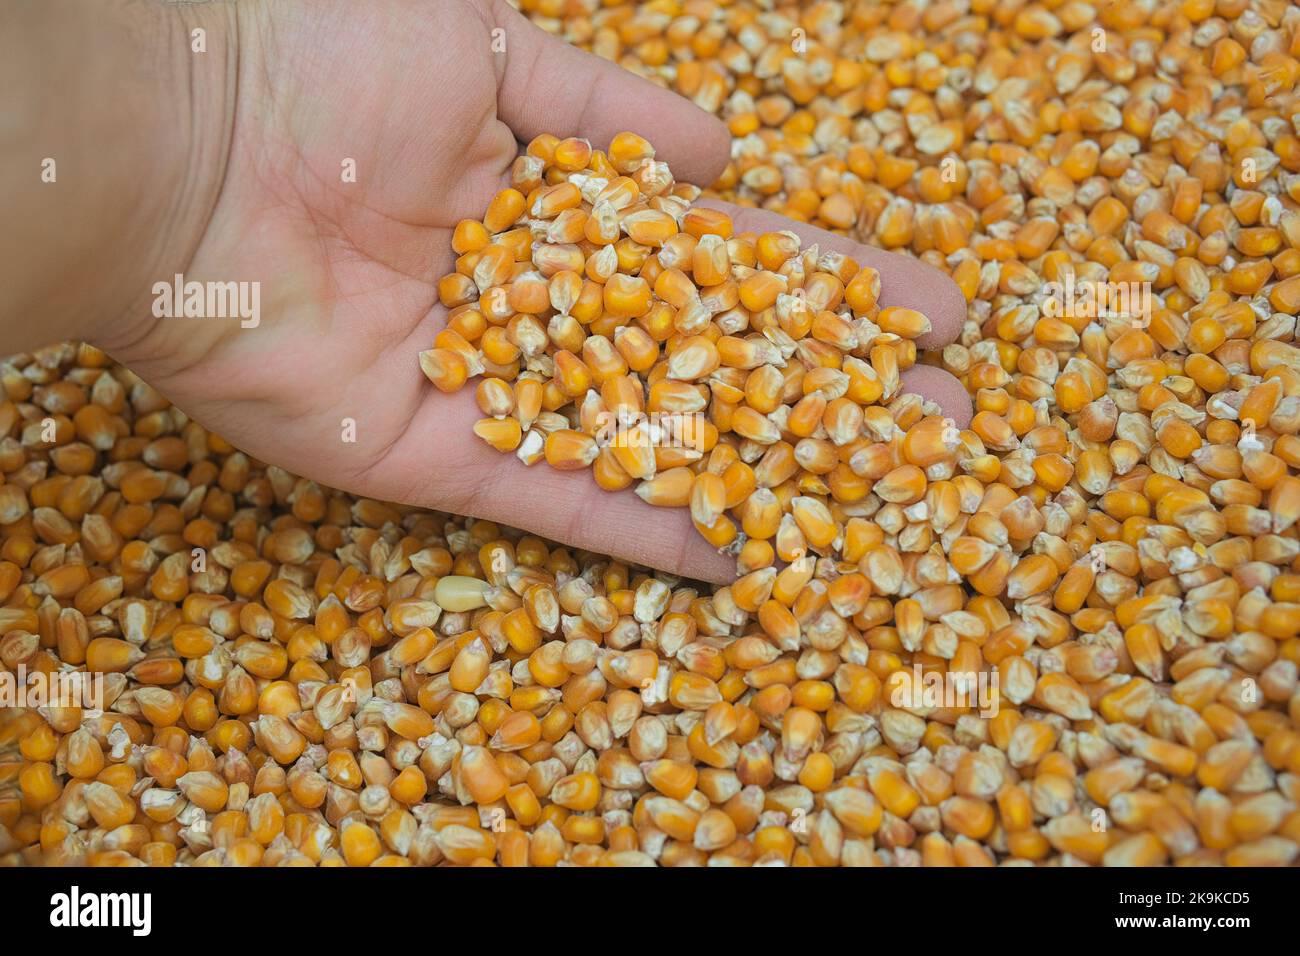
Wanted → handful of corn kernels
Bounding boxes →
[425,131,953,586]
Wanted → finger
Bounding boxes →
[696,199,968,351]
[401,388,736,584]
[488,0,730,187]
[472,459,738,586]
[900,365,973,429]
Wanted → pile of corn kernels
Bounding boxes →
[4,0,1300,866]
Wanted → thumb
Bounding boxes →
[486,0,730,187]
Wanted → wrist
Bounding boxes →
[90,0,241,358]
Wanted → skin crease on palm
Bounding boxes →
[96,0,973,585]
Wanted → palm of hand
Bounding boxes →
[129,0,515,508]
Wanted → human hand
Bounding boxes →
[101,0,972,583]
